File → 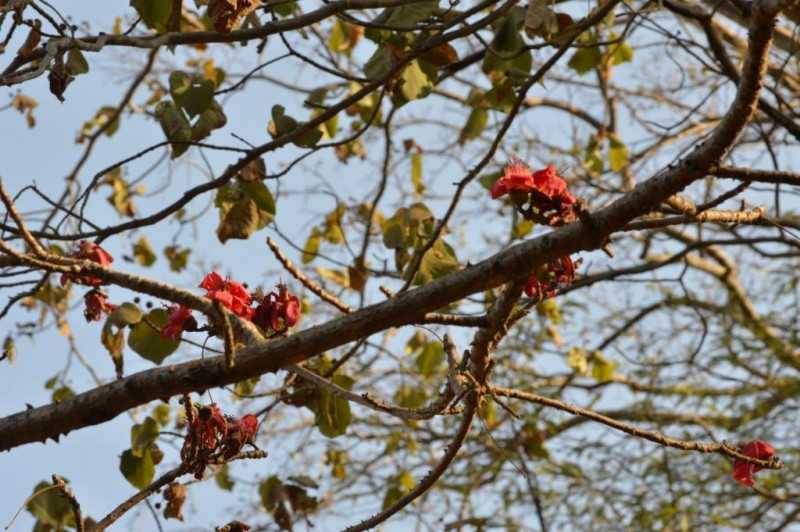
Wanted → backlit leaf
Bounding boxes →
[128,309,180,364]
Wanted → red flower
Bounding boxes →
[61,241,114,286]
[83,289,116,322]
[181,403,259,478]
[491,161,577,226]
[199,272,254,319]
[253,284,301,332]
[181,403,229,479]
[531,165,576,205]
[221,413,259,459]
[732,440,775,487]
[525,256,576,300]
[161,305,196,340]
[491,161,537,199]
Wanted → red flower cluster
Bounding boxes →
[161,305,197,340]
[154,273,301,341]
[253,284,301,333]
[524,256,575,300]
[732,440,775,487]
[181,403,260,479]
[199,272,254,320]
[491,162,576,226]
[61,241,114,286]
[83,289,116,322]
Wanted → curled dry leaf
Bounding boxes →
[163,482,187,521]
[48,53,74,102]
[208,0,260,33]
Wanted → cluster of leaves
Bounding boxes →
[381,202,459,285]
[214,159,276,243]
[119,404,171,489]
[283,355,354,438]
[259,475,320,530]
[156,70,227,158]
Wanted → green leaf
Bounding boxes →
[482,12,531,75]
[395,385,427,409]
[169,71,214,118]
[591,351,616,382]
[485,80,517,113]
[524,0,558,39]
[521,423,549,459]
[415,341,444,377]
[27,480,76,529]
[459,108,488,144]
[132,236,157,267]
[0,337,15,368]
[51,386,74,403]
[609,135,629,172]
[408,239,460,285]
[66,49,89,76]
[79,106,120,140]
[302,229,321,264]
[611,40,634,65]
[216,463,235,491]
[120,448,155,489]
[164,245,191,272]
[382,220,406,249]
[191,100,227,141]
[363,47,394,80]
[382,471,414,510]
[131,416,160,458]
[259,476,283,511]
[377,1,438,29]
[130,0,172,32]
[3,335,15,364]
[152,403,171,426]
[268,0,298,17]
[411,152,424,196]
[394,60,433,104]
[238,157,267,182]
[267,105,299,138]
[240,181,276,215]
[108,302,143,327]
[294,126,323,148]
[128,309,180,364]
[216,197,262,243]
[568,46,603,75]
[155,101,192,158]
[312,374,353,438]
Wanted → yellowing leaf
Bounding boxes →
[459,108,488,144]
[568,46,603,75]
[164,245,191,272]
[591,351,616,382]
[316,267,348,288]
[132,236,157,267]
[128,309,180,364]
[130,0,173,33]
[567,347,588,375]
[411,152,424,196]
[609,135,629,172]
[66,49,89,76]
[155,101,192,158]
[120,448,155,489]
